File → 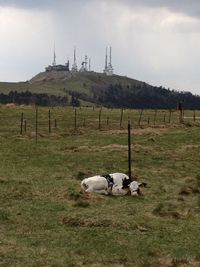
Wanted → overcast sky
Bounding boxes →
[0,0,200,95]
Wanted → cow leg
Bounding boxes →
[93,189,108,195]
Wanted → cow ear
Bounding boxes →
[139,182,147,187]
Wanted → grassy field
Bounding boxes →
[0,105,200,267]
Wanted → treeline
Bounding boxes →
[91,83,200,109]
[0,91,68,106]
[1,84,200,109]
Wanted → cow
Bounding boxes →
[81,175,111,195]
[81,173,146,196]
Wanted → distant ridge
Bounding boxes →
[0,71,199,109]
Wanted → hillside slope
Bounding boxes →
[0,71,200,108]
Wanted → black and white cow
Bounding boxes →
[81,173,146,196]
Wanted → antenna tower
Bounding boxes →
[53,44,56,66]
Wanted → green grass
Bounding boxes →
[0,105,200,266]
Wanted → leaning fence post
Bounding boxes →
[20,112,24,135]
[128,120,132,180]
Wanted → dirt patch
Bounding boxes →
[100,127,169,136]
[63,143,151,154]
[62,216,145,231]
[182,145,200,150]
[152,202,190,219]
[179,176,199,195]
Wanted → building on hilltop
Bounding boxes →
[45,46,70,72]
[104,46,114,76]
[44,45,114,75]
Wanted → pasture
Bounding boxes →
[0,105,200,267]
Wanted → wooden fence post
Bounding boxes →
[20,112,24,135]
[98,107,102,130]
[54,119,57,128]
[24,119,27,133]
[193,110,196,122]
[120,109,123,129]
[163,114,166,124]
[168,109,172,123]
[153,109,157,126]
[147,117,150,126]
[74,108,77,130]
[107,116,109,126]
[36,107,38,143]
[48,109,51,134]
[138,109,143,127]
[128,120,132,180]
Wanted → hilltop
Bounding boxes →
[0,71,200,109]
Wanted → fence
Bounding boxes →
[15,106,200,140]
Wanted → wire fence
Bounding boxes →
[0,105,199,141]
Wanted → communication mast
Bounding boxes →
[71,46,78,72]
[104,46,113,76]
[89,58,91,71]
[52,44,56,66]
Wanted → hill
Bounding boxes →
[0,71,200,109]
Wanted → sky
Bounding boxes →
[0,0,200,95]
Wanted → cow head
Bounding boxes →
[129,181,147,196]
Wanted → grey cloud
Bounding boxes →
[0,0,59,9]
[1,0,200,18]
[116,0,200,18]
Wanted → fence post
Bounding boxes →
[74,108,77,130]
[193,110,196,122]
[54,119,57,128]
[163,114,166,124]
[168,109,172,123]
[147,117,150,126]
[153,109,157,126]
[35,107,38,144]
[20,112,24,135]
[120,109,123,129]
[128,120,132,180]
[83,118,86,127]
[24,119,27,133]
[48,109,51,134]
[98,107,102,130]
[138,109,143,127]
[107,116,109,126]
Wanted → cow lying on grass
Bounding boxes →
[81,173,146,196]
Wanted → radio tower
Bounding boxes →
[52,44,56,66]
[71,46,78,72]
[104,46,113,76]
[104,47,108,73]
[89,58,91,71]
